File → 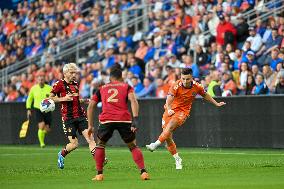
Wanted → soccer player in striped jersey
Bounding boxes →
[50,63,103,171]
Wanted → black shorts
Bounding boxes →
[97,122,135,143]
[62,117,88,138]
[34,109,52,126]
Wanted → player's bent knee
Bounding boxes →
[96,140,106,148]
[165,139,174,146]
[168,121,179,132]
[127,141,137,151]
[122,134,136,144]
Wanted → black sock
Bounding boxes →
[140,169,146,174]
[61,148,69,157]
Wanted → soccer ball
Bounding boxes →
[40,99,55,113]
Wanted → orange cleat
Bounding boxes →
[92,174,104,181]
[140,172,150,180]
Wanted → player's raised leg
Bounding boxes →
[58,136,78,169]
[146,118,179,152]
[166,137,182,170]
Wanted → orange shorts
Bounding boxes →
[162,111,188,130]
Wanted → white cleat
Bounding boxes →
[146,143,157,152]
[175,157,182,170]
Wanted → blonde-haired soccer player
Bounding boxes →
[50,63,99,169]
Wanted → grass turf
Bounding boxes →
[1,145,284,189]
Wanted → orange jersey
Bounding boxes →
[166,80,206,116]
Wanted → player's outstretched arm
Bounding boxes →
[203,93,226,107]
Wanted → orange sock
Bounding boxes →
[158,131,171,143]
[166,143,177,155]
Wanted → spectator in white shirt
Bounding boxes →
[207,10,219,38]
[243,27,263,53]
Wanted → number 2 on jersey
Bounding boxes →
[107,88,118,102]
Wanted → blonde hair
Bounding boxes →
[63,63,79,73]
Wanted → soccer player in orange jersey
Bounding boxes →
[146,68,226,169]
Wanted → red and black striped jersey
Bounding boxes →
[51,79,86,121]
[91,81,134,124]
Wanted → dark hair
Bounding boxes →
[140,39,146,45]
[110,65,122,79]
[131,76,139,80]
[111,63,122,70]
[101,70,107,76]
[262,63,270,67]
[257,73,264,79]
[181,68,193,75]
[11,84,17,91]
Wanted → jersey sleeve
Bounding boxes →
[26,87,34,109]
[51,80,62,96]
[91,89,101,103]
[197,83,206,97]
[127,85,134,94]
[168,82,179,97]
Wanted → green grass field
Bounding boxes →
[1,145,284,189]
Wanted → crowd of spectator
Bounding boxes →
[1,0,284,103]
[0,0,142,69]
